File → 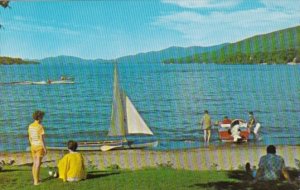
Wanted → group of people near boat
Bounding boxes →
[200,110,260,144]
[28,110,294,186]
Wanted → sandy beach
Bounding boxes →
[1,145,299,170]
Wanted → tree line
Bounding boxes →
[164,26,300,64]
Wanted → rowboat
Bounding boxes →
[218,119,251,142]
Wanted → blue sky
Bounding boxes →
[0,0,299,60]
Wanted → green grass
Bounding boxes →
[1,166,298,190]
[0,166,235,190]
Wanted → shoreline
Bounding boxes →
[1,145,299,171]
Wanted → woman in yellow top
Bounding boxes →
[58,140,87,182]
[28,110,47,185]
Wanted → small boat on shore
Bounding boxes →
[218,119,250,143]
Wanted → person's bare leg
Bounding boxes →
[207,130,211,144]
[32,157,36,184]
[282,168,292,183]
[203,130,207,143]
[34,157,42,185]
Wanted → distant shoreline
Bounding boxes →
[0,56,39,65]
[163,62,300,65]
[0,62,40,65]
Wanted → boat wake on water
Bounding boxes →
[0,80,75,85]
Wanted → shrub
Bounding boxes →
[106,164,120,170]
[156,161,174,169]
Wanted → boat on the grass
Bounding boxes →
[218,119,250,143]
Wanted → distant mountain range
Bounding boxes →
[38,44,227,64]
[1,25,299,65]
[40,55,108,64]
[114,44,227,64]
[164,25,300,64]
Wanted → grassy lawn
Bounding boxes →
[0,166,298,190]
[0,166,233,190]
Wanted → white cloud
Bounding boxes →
[162,0,241,8]
[261,0,300,11]
[154,5,300,46]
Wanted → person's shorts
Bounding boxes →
[203,127,211,131]
[31,146,45,158]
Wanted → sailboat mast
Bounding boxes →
[108,64,127,139]
[121,90,128,143]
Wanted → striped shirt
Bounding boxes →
[258,153,285,181]
[28,121,45,146]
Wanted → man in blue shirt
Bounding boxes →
[256,145,291,183]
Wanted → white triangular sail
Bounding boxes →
[125,96,153,135]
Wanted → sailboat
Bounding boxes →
[99,65,158,151]
[75,65,158,151]
[40,65,157,151]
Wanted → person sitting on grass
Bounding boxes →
[255,145,291,183]
[57,140,87,182]
[28,110,47,186]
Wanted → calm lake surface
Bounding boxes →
[0,63,299,151]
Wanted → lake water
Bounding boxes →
[0,63,299,152]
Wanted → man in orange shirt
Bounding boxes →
[28,110,47,185]
[222,116,232,124]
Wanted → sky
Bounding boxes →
[0,0,299,60]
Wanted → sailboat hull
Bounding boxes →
[46,140,158,151]
[101,140,158,151]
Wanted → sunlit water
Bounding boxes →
[0,63,299,152]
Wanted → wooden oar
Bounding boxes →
[100,145,122,152]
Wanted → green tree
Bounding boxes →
[253,37,260,53]
[211,51,217,63]
[194,54,200,63]
[169,58,175,64]
[245,40,252,63]
[236,42,242,54]
[178,58,184,64]
[228,44,234,57]
[271,33,277,51]
[185,56,192,63]
[297,27,300,50]
[287,29,294,49]
[279,32,285,50]
[219,47,226,63]
[202,52,208,63]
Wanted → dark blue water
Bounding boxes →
[0,63,299,151]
